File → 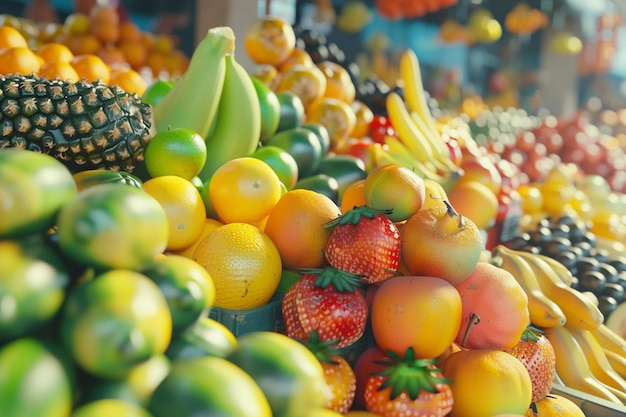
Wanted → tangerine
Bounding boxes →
[276,63,327,109]
[306,97,357,149]
[0,46,41,75]
[70,53,111,83]
[35,42,74,63]
[340,178,366,214]
[192,222,282,310]
[264,188,341,269]
[109,66,148,95]
[68,33,103,56]
[0,25,28,49]
[119,40,148,70]
[173,217,224,259]
[38,60,80,82]
[317,60,356,103]
[447,180,499,230]
[142,175,207,252]
[524,394,585,417]
[244,15,296,66]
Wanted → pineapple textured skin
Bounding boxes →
[0,74,154,173]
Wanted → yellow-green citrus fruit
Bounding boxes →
[144,128,208,180]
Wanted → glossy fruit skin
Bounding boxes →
[0,238,69,342]
[165,316,237,360]
[314,154,367,201]
[250,145,299,190]
[148,355,272,417]
[282,270,368,349]
[251,75,281,142]
[226,331,331,417]
[0,149,77,239]
[275,90,306,133]
[325,207,401,284]
[56,183,169,271]
[265,126,324,177]
[401,204,483,286]
[364,363,454,417]
[59,269,172,379]
[353,345,389,410]
[505,327,556,403]
[0,337,74,417]
[370,275,463,359]
[294,173,340,204]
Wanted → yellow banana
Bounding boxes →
[545,325,624,405]
[516,251,604,330]
[592,323,626,357]
[530,252,575,287]
[491,245,567,328]
[383,136,455,186]
[368,143,404,167]
[198,53,262,181]
[153,26,233,137]
[565,323,626,395]
[604,348,626,379]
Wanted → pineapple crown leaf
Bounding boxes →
[373,347,453,401]
[324,205,394,229]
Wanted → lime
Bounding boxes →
[251,75,281,142]
[142,79,174,106]
[166,316,237,360]
[275,90,306,133]
[250,145,299,190]
[264,127,323,177]
[55,183,169,271]
[71,399,154,417]
[59,269,173,379]
[142,254,216,333]
[144,128,207,180]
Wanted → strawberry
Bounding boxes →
[300,330,357,413]
[505,325,556,403]
[324,206,401,284]
[281,267,368,348]
[364,347,454,417]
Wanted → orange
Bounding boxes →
[152,35,175,54]
[68,33,103,56]
[363,163,426,222]
[447,180,499,230]
[173,217,224,258]
[0,46,41,75]
[119,40,148,70]
[350,100,374,139]
[89,4,120,26]
[317,60,356,103]
[70,54,111,84]
[264,188,341,269]
[146,51,168,78]
[144,128,207,180]
[164,49,189,77]
[276,64,327,109]
[244,15,296,66]
[192,222,282,310]
[209,157,283,226]
[277,46,314,73]
[306,97,357,149]
[109,66,148,95]
[119,20,142,43]
[91,20,120,44]
[0,26,28,49]
[142,175,207,252]
[442,349,533,417]
[38,60,80,82]
[525,394,585,417]
[35,42,74,63]
[340,178,366,214]
[97,45,126,67]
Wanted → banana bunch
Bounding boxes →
[151,26,261,181]
[374,48,463,192]
[492,244,626,406]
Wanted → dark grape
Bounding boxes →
[578,270,607,293]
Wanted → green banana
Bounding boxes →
[152,26,234,138]
[197,53,261,181]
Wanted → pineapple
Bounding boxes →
[0,74,154,173]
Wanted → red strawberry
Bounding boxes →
[505,325,556,403]
[300,330,357,413]
[281,267,368,348]
[324,206,401,284]
[364,347,454,417]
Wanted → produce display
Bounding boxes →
[2,5,626,417]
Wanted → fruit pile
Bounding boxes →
[3,9,626,417]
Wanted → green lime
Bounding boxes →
[251,75,281,142]
[275,90,306,133]
[142,254,216,334]
[142,80,174,107]
[250,145,299,190]
[59,269,172,379]
[294,173,340,204]
[302,122,331,156]
[0,337,74,417]
[166,316,237,360]
[71,399,154,417]
[144,128,207,180]
[264,127,323,178]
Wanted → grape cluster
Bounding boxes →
[506,215,626,321]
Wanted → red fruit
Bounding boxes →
[281,267,368,348]
[505,325,556,403]
[363,348,454,417]
[325,206,401,284]
[353,345,388,410]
